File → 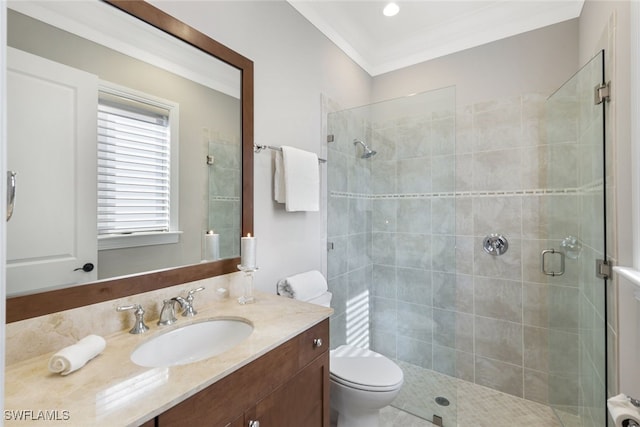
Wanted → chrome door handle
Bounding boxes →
[541,249,565,276]
[6,171,16,221]
[248,421,260,427]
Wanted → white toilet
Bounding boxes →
[329,344,404,427]
[280,272,404,427]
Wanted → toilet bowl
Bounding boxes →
[329,345,403,427]
[278,272,404,427]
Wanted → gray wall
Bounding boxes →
[372,19,579,107]
[151,1,373,292]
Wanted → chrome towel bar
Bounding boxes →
[254,144,326,163]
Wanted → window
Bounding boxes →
[97,83,180,250]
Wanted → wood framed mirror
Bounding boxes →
[6,0,254,323]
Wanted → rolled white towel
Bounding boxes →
[277,270,327,302]
[48,335,106,376]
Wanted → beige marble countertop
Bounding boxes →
[4,292,332,426]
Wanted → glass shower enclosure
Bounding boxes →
[326,51,607,426]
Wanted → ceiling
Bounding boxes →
[287,1,585,76]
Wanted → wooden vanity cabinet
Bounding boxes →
[155,319,330,427]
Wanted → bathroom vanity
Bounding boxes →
[4,291,332,426]
[156,319,329,426]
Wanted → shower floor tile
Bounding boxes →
[389,361,581,427]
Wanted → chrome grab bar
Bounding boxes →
[6,171,16,222]
[541,248,565,276]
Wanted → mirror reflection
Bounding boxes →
[6,2,242,296]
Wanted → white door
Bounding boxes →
[7,47,98,295]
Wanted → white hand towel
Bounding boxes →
[274,150,286,204]
[48,335,106,376]
[281,146,319,212]
[278,270,328,302]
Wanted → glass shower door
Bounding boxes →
[544,50,607,426]
[326,87,458,426]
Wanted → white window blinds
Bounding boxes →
[98,92,171,236]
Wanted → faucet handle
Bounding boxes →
[188,286,205,296]
[183,286,205,317]
[117,304,150,334]
[187,286,205,299]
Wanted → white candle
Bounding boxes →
[202,230,220,261]
[240,233,257,269]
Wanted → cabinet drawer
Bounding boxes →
[297,319,329,368]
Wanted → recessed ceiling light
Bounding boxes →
[383,2,399,17]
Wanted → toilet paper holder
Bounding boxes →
[620,395,640,427]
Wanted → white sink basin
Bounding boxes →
[131,318,253,368]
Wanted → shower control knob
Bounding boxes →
[482,234,508,256]
[313,338,323,348]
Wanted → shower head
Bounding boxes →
[353,139,377,159]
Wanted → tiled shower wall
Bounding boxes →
[327,83,605,414]
[208,135,241,259]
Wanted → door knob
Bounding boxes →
[248,421,260,427]
[74,263,94,272]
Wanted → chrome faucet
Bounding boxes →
[158,287,205,326]
[158,298,181,326]
[117,304,150,334]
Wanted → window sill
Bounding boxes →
[98,231,183,251]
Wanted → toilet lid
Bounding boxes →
[330,345,403,392]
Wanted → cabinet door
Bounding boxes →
[227,415,244,427]
[246,352,329,427]
[298,320,330,369]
